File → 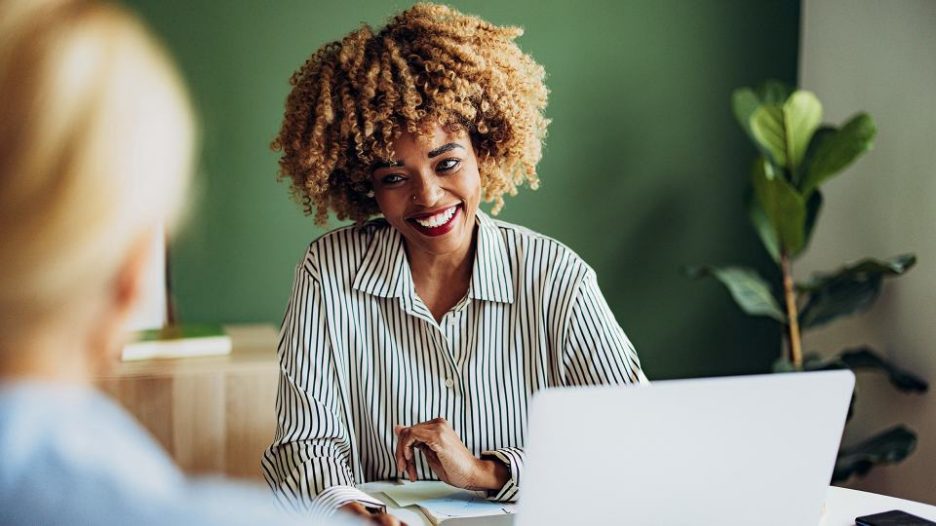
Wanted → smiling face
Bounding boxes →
[371,123,481,262]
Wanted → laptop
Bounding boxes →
[516,370,855,526]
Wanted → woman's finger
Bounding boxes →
[421,447,447,481]
[339,501,372,518]
[407,452,418,482]
[394,427,412,476]
[374,511,402,526]
[395,426,428,481]
[394,418,454,481]
[400,423,445,451]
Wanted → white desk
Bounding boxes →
[359,481,936,525]
[822,487,936,525]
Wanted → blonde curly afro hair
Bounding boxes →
[273,2,550,224]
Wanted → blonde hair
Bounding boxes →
[0,0,194,336]
[274,3,549,225]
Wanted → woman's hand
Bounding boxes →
[394,418,509,492]
[339,502,407,526]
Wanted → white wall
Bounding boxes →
[799,0,936,504]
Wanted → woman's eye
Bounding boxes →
[381,174,405,185]
[437,158,461,172]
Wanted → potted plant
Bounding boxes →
[688,80,929,482]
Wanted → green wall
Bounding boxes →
[124,0,799,380]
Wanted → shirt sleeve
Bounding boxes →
[260,263,384,517]
[562,270,649,386]
[479,447,523,503]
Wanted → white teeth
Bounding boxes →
[414,206,457,228]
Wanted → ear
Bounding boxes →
[87,227,162,371]
[113,228,160,322]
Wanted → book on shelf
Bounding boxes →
[122,323,232,361]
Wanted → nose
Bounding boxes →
[411,172,444,206]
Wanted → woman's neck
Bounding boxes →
[406,226,477,322]
[0,322,93,385]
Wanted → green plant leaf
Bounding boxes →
[798,255,917,329]
[782,91,823,174]
[837,347,929,393]
[802,347,927,429]
[750,104,788,167]
[749,187,820,262]
[732,88,760,142]
[799,254,917,291]
[799,191,823,258]
[732,81,794,159]
[799,126,835,188]
[685,266,785,322]
[752,157,807,254]
[832,426,917,483]
[749,91,822,173]
[801,113,877,196]
[748,197,780,263]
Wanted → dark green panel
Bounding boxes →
[123,0,797,379]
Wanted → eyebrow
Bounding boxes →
[427,142,464,159]
[371,142,465,171]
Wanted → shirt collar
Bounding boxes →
[470,210,514,304]
[351,221,409,299]
[351,210,514,304]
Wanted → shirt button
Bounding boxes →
[444,378,454,388]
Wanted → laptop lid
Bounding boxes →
[516,370,855,526]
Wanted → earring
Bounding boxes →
[366,190,374,198]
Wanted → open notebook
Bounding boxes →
[381,481,515,525]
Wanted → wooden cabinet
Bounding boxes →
[96,324,280,480]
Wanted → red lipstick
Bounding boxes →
[408,204,461,237]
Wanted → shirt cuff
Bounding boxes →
[480,447,523,503]
[310,485,386,517]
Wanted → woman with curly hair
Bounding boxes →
[262,3,647,523]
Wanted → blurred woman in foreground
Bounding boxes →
[0,1,350,524]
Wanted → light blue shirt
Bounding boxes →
[0,381,354,525]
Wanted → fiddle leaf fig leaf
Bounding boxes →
[685,266,785,322]
[782,91,823,174]
[837,347,929,393]
[801,346,928,393]
[749,91,822,173]
[799,254,917,291]
[798,255,917,330]
[732,88,761,143]
[801,113,876,196]
[750,104,788,167]
[749,197,780,263]
[752,157,806,255]
[800,190,823,257]
[833,426,917,483]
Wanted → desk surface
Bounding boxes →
[823,487,936,525]
[358,481,936,525]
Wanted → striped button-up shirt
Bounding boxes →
[261,211,647,514]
